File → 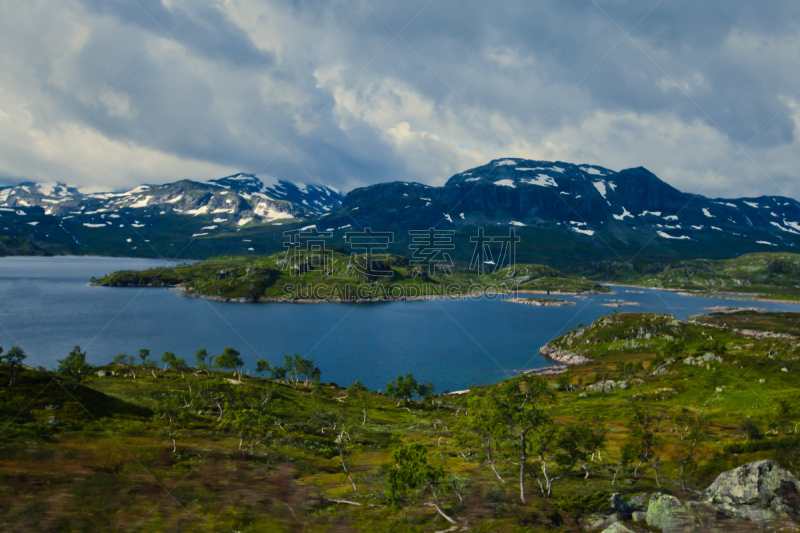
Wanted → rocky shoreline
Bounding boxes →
[539,345,592,365]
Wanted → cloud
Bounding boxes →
[0,0,799,200]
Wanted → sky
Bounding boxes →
[1,0,800,199]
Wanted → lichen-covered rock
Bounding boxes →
[627,493,650,512]
[646,493,689,531]
[700,459,800,520]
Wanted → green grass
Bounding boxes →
[3,310,800,531]
[578,252,800,301]
[93,251,608,301]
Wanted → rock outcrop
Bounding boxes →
[539,345,591,365]
[700,459,800,521]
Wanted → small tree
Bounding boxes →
[386,443,455,523]
[0,346,26,386]
[493,375,555,503]
[113,353,136,379]
[154,396,186,452]
[771,398,796,437]
[215,347,244,380]
[195,349,209,370]
[57,346,93,388]
[455,387,508,483]
[739,419,763,442]
[346,380,368,394]
[255,358,271,377]
[269,364,287,381]
[556,369,574,391]
[622,403,664,486]
[160,351,186,371]
[139,348,150,366]
[673,408,709,493]
[386,374,422,406]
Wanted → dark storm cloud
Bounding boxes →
[2,0,800,197]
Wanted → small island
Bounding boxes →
[506,297,576,307]
[91,251,610,303]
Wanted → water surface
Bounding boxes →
[1,256,796,392]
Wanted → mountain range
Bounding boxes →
[2,159,799,269]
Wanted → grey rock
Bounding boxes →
[578,392,589,398]
[631,511,647,522]
[619,380,631,390]
[97,370,113,377]
[45,416,62,427]
[646,493,688,531]
[627,493,650,512]
[601,523,637,533]
[44,404,56,411]
[603,380,617,393]
[700,459,800,520]
[607,492,632,516]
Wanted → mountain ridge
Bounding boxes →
[1,159,799,264]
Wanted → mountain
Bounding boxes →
[1,159,798,267]
[0,173,342,220]
[316,159,800,266]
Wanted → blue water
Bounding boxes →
[1,256,797,392]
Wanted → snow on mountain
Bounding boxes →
[341,158,800,250]
[0,173,343,226]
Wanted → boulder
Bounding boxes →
[601,523,638,533]
[627,493,650,512]
[607,492,632,516]
[646,493,688,531]
[97,370,113,377]
[578,392,589,398]
[45,416,62,427]
[700,459,800,520]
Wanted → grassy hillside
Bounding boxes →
[3,311,800,531]
[92,251,608,301]
[576,252,800,301]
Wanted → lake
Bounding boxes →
[1,256,797,392]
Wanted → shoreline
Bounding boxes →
[606,283,800,306]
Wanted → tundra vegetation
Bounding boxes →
[2,310,800,531]
[91,250,609,301]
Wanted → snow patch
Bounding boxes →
[743,201,759,208]
[613,207,632,220]
[494,179,516,188]
[639,211,662,217]
[583,167,605,175]
[771,221,800,234]
[657,231,691,240]
[191,233,208,237]
[702,208,714,218]
[83,223,106,228]
[757,241,777,246]
[520,174,558,187]
[237,218,252,226]
[592,181,607,198]
[573,228,595,236]
[509,221,526,226]
[494,159,517,166]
